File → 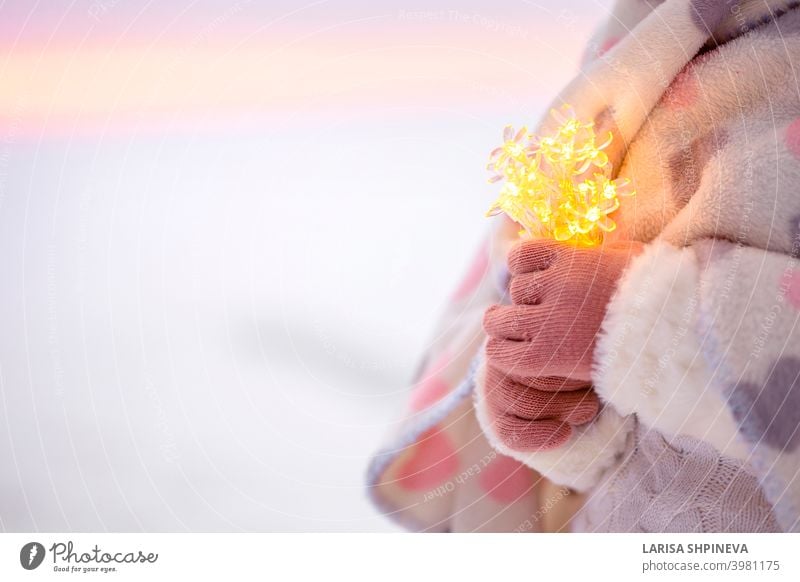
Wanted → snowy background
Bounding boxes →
[0,0,606,531]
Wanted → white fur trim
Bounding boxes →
[593,240,749,461]
[474,361,633,492]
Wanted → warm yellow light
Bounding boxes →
[486,105,634,246]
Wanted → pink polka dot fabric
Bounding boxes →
[366,219,543,531]
[663,68,698,109]
[451,243,489,302]
[781,269,800,310]
[408,375,450,412]
[479,454,535,503]
[597,36,619,57]
[408,353,452,411]
[786,118,800,160]
[396,426,460,492]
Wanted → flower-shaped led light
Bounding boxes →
[486,105,634,246]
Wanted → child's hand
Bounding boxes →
[479,239,643,451]
[480,363,598,451]
[484,239,644,382]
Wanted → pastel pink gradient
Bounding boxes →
[0,5,596,139]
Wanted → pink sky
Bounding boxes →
[0,1,606,137]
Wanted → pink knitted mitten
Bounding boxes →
[482,363,598,451]
[481,239,643,451]
[484,239,644,381]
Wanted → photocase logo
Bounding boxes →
[20,542,46,570]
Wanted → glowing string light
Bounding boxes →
[486,104,634,246]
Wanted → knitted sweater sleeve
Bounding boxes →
[593,240,800,532]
